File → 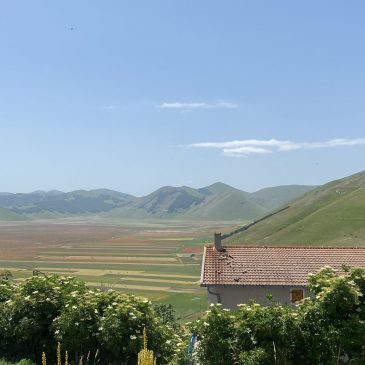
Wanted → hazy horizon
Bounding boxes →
[0,179,320,196]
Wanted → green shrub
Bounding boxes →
[0,360,15,365]
[0,275,86,361]
[16,359,34,365]
[0,359,34,365]
[190,267,365,365]
[0,275,181,365]
[2,268,365,365]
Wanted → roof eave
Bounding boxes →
[201,283,308,287]
[199,245,207,286]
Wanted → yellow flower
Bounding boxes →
[137,328,157,365]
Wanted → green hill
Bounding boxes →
[107,183,267,220]
[179,183,267,220]
[107,182,313,221]
[0,207,25,221]
[225,170,365,246]
[0,183,313,221]
[0,189,135,216]
[249,185,315,210]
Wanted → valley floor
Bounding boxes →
[0,218,241,319]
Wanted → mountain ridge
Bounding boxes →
[0,183,314,221]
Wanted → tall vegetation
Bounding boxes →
[189,266,365,365]
[137,329,156,365]
[1,267,365,364]
[0,276,180,365]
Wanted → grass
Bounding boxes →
[226,170,365,246]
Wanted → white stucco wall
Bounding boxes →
[206,285,308,309]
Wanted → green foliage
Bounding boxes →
[153,304,179,330]
[0,275,181,365]
[15,360,34,365]
[238,348,268,365]
[192,305,235,365]
[190,267,365,365]
[99,294,175,364]
[3,267,365,365]
[0,360,34,365]
[0,282,13,302]
[0,275,86,360]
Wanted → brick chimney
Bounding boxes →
[214,232,224,252]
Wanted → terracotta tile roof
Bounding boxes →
[200,245,365,286]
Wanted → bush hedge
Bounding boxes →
[0,276,180,365]
[189,266,365,365]
[1,267,365,365]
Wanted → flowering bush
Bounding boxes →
[2,267,365,365]
[0,276,181,365]
[0,276,86,361]
[190,267,365,365]
[98,293,176,364]
[53,290,102,356]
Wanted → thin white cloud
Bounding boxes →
[189,138,365,157]
[158,101,238,111]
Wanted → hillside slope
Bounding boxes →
[179,183,267,220]
[250,185,315,210]
[107,182,313,221]
[0,207,25,221]
[226,171,365,245]
[0,190,136,216]
[107,183,267,220]
[0,183,313,221]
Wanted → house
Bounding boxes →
[200,233,365,309]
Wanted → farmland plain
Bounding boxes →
[0,218,240,319]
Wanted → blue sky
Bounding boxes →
[1,1,365,195]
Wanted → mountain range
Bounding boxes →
[0,183,314,221]
[225,170,365,245]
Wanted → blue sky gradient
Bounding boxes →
[1,1,364,195]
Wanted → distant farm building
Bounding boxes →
[200,233,365,309]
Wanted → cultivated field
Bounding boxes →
[0,218,240,319]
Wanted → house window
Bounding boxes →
[290,289,304,303]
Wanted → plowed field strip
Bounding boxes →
[39,251,174,257]
[148,238,194,241]
[36,267,200,278]
[59,247,175,251]
[80,243,177,246]
[118,277,198,285]
[38,255,178,262]
[85,282,202,293]
[1,259,198,267]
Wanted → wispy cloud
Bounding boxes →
[158,101,238,111]
[189,138,365,157]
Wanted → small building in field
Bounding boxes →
[200,233,365,309]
